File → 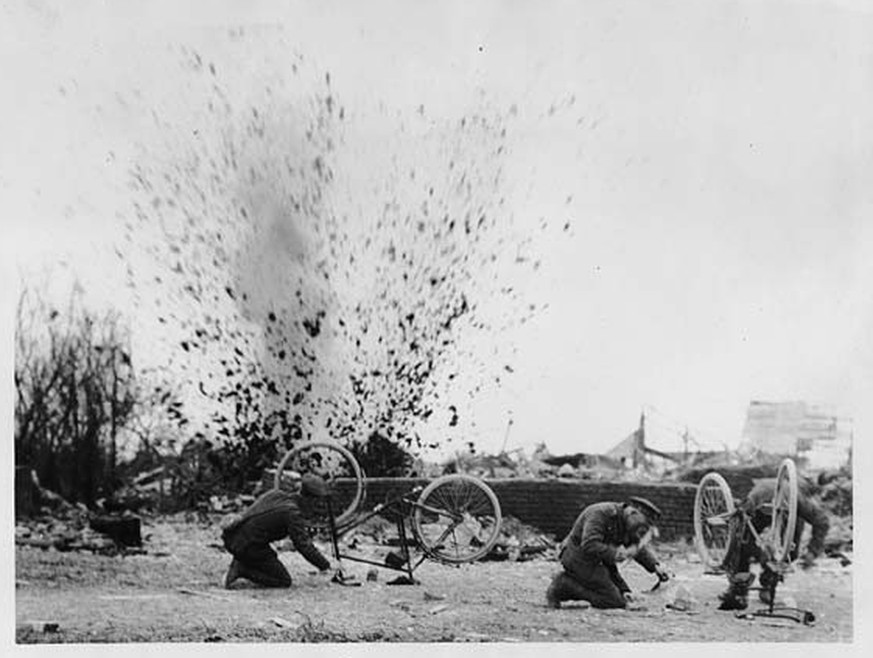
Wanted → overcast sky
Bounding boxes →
[2,0,872,459]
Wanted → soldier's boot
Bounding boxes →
[758,568,781,604]
[717,572,755,611]
[546,572,587,609]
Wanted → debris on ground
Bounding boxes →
[270,616,299,629]
[15,466,260,556]
[89,515,143,547]
[177,588,232,601]
[423,591,445,601]
[15,477,146,554]
[16,514,120,555]
[483,516,557,562]
[664,584,698,613]
[17,621,60,634]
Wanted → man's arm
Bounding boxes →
[607,564,631,593]
[633,545,660,574]
[286,508,331,571]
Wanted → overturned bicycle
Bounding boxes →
[274,441,503,585]
[694,458,816,625]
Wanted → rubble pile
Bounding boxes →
[441,444,631,481]
[442,450,541,479]
[16,509,131,555]
[15,477,152,555]
[482,516,557,562]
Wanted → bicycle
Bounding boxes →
[693,457,814,624]
[274,441,503,585]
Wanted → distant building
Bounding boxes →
[605,413,700,471]
[740,400,852,469]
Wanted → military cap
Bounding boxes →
[301,474,329,498]
[627,496,662,522]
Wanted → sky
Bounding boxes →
[2,0,872,461]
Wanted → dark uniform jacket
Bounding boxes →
[743,479,830,557]
[559,501,659,592]
[222,488,330,571]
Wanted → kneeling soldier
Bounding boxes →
[222,474,333,588]
[546,496,670,609]
[717,477,829,610]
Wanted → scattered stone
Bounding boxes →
[177,588,231,601]
[270,617,298,629]
[484,516,556,563]
[18,621,59,633]
[665,584,697,612]
[423,590,445,601]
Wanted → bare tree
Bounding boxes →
[14,281,137,506]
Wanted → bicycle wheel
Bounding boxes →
[274,441,365,529]
[693,472,736,569]
[769,458,798,562]
[411,474,502,564]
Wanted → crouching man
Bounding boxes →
[222,474,333,588]
[546,496,670,609]
[717,477,829,610]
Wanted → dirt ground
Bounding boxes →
[14,514,853,644]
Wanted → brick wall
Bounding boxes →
[486,479,698,541]
[270,472,699,542]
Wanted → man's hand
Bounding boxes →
[330,568,361,586]
[615,546,631,562]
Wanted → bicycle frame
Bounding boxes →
[324,486,464,584]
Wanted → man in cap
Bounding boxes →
[221,474,333,588]
[717,477,830,610]
[545,496,670,609]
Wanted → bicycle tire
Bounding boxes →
[770,458,798,562]
[693,471,736,569]
[274,441,365,530]
[411,474,503,564]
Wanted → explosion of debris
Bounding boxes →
[119,39,565,461]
